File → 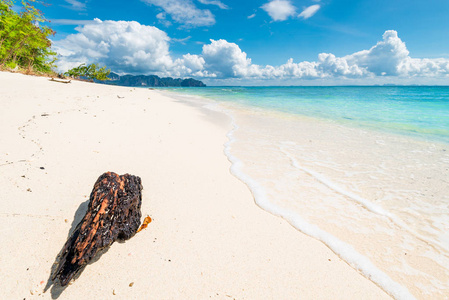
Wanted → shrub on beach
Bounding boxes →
[64,63,111,81]
[0,0,56,75]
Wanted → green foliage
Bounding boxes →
[64,63,111,81]
[0,0,56,74]
[5,60,15,68]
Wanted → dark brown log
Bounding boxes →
[52,172,143,286]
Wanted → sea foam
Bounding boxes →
[220,109,415,300]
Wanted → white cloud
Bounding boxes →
[344,30,409,76]
[63,0,86,11]
[54,19,173,74]
[344,30,449,78]
[178,54,205,71]
[261,0,296,21]
[155,12,172,27]
[198,30,449,80]
[197,0,229,10]
[141,0,215,27]
[247,13,256,19]
[53,22,449,84]
[399,58,449,77]
[198,39,363,79]
[156,12,166,19]
[317,53,367,77]
[298,4,320,19]
[275,59,319,78]
[171,36,192,45]
[202,39,250,77]
[173,54,213,77]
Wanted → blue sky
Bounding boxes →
[35,0,449,85]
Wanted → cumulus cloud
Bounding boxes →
[202,39,254,77]
[346,30,449,77]
[53,22,449,83]
[54,19,173,74]
[173,54,213,77]
[316,53,367,77]
[344,30,409,76]
[261,0,296,21]
[141,0,215,27]
[197,0,229,10]
[298,4,320,19]
[197,30,449,80]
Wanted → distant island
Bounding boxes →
[97,72,206,87]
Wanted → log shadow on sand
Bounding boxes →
[44,199,90,298]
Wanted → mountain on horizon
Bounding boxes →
[98,72,206,87]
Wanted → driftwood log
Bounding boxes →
[52,172,143,286]
[49,78,71,84]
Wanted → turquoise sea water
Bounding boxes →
[164,86,449,144]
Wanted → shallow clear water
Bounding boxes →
[160,86,449,299]
[166,86,449,143]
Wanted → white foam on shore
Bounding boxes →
[279,145,449,258]
[158,90,415,299]
[280,146,394,217]
[221,113,415,300]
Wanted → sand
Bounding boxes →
[0,71,391,299]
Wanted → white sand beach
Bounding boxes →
[0,71,391,299]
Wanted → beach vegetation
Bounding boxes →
[64,63,111,81]
[0,0,56,75]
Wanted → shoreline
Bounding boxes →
[0,71,391,299]
[162,88,449,298]
[159,86,449,146]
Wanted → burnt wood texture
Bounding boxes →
[52,172,143,286]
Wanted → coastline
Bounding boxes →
[161,88,449,299]
[0,71,391,299]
